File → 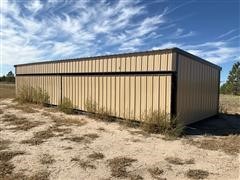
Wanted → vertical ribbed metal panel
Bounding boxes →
[177,54,220,125]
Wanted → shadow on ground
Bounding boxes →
[184,113,240,136]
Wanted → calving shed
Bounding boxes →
[15,48,221,125]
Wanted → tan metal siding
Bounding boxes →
[40,74,170,121]
[177,54,219,125]
[15,52,175,74]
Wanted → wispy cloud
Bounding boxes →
[0,0,239,75]
[217,29,238,39]
[152,41,239,64]
[1,0,171,66]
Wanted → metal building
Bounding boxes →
[14,48,221,125]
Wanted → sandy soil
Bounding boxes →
[0,99,239,180]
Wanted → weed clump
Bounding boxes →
[71,158,96,170]
[2,114,42,131]
[107,157,137,178]
[40,154,55,165]
[85,100,115,122]
[187,135,240,155]
[165,157,195,165]
[88,152,104,160]
[148,167,164,179]
[185,169,209,179]
[141,111,183,137]
[58,97,74,114]
[16,86,49,105]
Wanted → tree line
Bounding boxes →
[0,71,15,83]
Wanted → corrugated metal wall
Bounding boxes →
[16,52,175,74]
[16,75,171,121]
[15,49,221,124]
[16,76,61,105]
[176,54,220,125]
[15,51,174,122]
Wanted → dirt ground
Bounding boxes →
[0,98,239,180]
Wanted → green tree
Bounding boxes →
[6,71,14,77]
[220,61,240,95]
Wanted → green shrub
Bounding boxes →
[141,111,183,137]
[16,86,49,105]
[58,97,74,114]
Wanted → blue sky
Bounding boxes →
[0,0,239,83]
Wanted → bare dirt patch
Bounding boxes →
[0,98,239,179]
[107,157,137,178]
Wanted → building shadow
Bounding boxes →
[184,113,240,136]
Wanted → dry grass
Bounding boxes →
[29,170,50,180]
[0,83,15,99]
[0,151,25,162]
[2,114,42,131]
[97,127,106,131]
[21,127,56,145]
[220,94,240,114]
[63,133,99,144]
[165,157,195,165]
[41,112,52,117]
[129,174,144,180]
[185,169,209,179]
[0,150,25,179]
[51,115,87,127]
[71,158,96,170]
[0,161,15,178]
[85,100,116,122]
[107,157,137,178]
[83,133,99,139]
[7,104,38,113]
[0,139,11,151]
[58,97,74,114]
[148,167,164,179]
[187,135,240,155]
[141,111,183,137]
[87,152,104,160]
[128,130,150,137]
[63,136,85,143]
[40,154,55,165]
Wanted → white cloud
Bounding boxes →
[1,0,239,73]
[25,0,43,13]
[153,41,239,64]
[217,29,237,39]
